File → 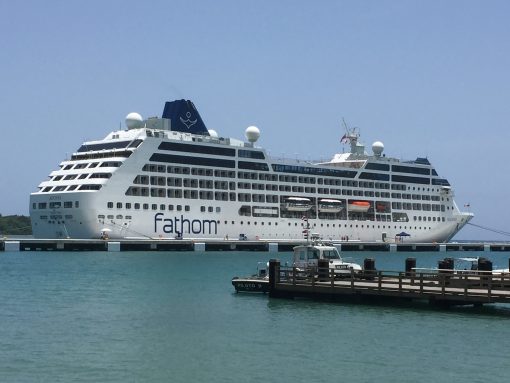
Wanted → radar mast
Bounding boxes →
[341,118,365,155]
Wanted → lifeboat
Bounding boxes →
[318,198,343,213]
[348,201,370,212]
[283,197,312,212]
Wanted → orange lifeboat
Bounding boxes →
[348,201,370,212]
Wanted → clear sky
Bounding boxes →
[1,0,509,240]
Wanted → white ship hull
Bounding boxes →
[29,191,472,243]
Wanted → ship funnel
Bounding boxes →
[162,99,209,135]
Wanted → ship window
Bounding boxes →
[63,164,73,170]
[177,205,182,211]
[64,201,73,208]
[142,203,148,210]
[359,172,389,181]
[185,205,190,212]
[38,202,47,209]
[126,215,132,219]
[90,173,112,179]
[107,215,114,219]
[116,215,123,219]
[68,185,78,191]
[150,153,235,168]
[78,174,88,179]
[158,142,236,157]
[126,203,131,209]
[135,203,140,209]
[365,162,390,171]
[216,207,221,213]
[392,175,430,185]
[77,140,132,152]
[117,202,122,209]
[75,201,79,208]
[160,204,166,210]
[151,204,157,210]
[238,150,265,159]
[107,202,114,208]
[100,162,121,168]
[208,206,213,212]
[88,162,99,168]
[169,205,174,211]
[392,165,430,175]
[201,206,205,212]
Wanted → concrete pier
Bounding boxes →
[1,238,509,253]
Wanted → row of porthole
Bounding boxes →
[219,220,432,231]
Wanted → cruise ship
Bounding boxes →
[29,100,473,242]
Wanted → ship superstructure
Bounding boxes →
[29,100,473,242]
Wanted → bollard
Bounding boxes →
[478,257,493,287]
[318,259,329,281]
[364,258,376,280]
[438,257,454,286]
[444,258,454,271]
[268,259,280,296]
[405,258,416,277]
[478,257,493,272]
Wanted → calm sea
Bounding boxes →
[1,250,509,383]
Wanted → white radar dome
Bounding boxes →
[125,112,144,129]
[208,129,219,138]
[245,126,260,143]
[372,141,384,156]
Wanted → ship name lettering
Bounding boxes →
[154,213,218,235]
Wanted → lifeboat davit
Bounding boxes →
[348,201,370,212]
[318,198,343,213]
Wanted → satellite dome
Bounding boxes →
[125,112,144,129]
[372,141,384,156]
[208,129,219,138]
[245,126,260,143]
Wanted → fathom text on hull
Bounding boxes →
[29,99,473,242]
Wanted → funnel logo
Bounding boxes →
[180,112,197,130]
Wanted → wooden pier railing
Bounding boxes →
[268,260,510,307]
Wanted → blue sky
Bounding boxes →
[1,1,509,240]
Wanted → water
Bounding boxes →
[1,250,509,382]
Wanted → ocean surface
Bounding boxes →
[1,250,509,383]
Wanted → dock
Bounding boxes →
[267,259,510,307]
[1,238,510,252]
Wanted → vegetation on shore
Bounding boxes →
[0,215,32,235]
